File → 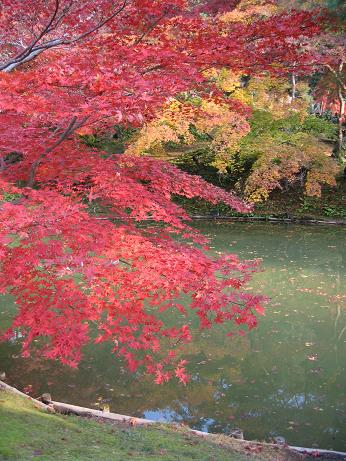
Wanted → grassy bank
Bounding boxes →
[0,389,304,461]
[175,180,346,221]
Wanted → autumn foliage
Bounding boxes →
[0,0,331,382]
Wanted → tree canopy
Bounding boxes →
[0,0,341,383]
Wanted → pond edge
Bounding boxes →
[190,215,346,226]
[1,379,345,459]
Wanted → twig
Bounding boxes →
[68,0,128,44]
[133,13,167,46]
[27,115,89,187]
[8,0,61,65]
[0,0,129,72]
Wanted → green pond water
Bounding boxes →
[1,222,346,450]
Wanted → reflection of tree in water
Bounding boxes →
[1,223,346,450]
[341,246,346,268]
[161,308,346,449]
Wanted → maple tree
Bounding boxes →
[0,0,330,383]
[131,73,338,203]
[231,77,338,202]
[125,1,343,203]
[242,125,338,202]
[126,96,251,172]
[282,1,346,159]
[310,35,346,160]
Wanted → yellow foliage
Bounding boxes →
[126,98,250,170]
[126,100,195,157]
[126,70,335,198]
[202,67,311,122]
[217,69,243,93]
[202,68,242,93]
[231,75,311,120]
[220,0,279,24]
[202,68,219,80]
[244,135,337,202]
[305,168,338,197]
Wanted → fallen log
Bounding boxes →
[0,379,54,412]
[51,400,155,426]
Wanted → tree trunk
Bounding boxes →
[336,84,345,161]
[291,74,297,100]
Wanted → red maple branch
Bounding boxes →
[0,0,128,72]
[27,115,89,187]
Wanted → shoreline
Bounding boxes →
[190,214,346,226]
[1,379,346,460]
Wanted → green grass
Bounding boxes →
[0,390,286,461]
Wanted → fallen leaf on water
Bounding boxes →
[307,354,318,361]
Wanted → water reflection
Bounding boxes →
[0,223,345,450]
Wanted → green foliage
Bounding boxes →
[113,125,138,143]
[188,124,212,142]
[299,197,346,219]
[177,92,203,107]
[247,110,274,135]
[245,111,336,140]
[80,125,137,150]
[171,108,339,203]
[322,204,346,218]
[81,125,137,153]
[1,192,22,202]
[174,196,249,217]
[297,196,319,213]
[80,134,103,148]
[302,115,337,139]
[227,110,338,201]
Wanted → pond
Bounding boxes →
[1,222,346,450]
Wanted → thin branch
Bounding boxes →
[11,0,61,64]
[0,0,129,73]
[133,13,167,46]
[1,39,64,72]
[27,115,89,187]
[68,0,128,44]
[0,0,60,70]
[338,325,346,342]
[53,1,74,31]
[325,63,346,92]
[140,64,164,75]
[119,258,132,266]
